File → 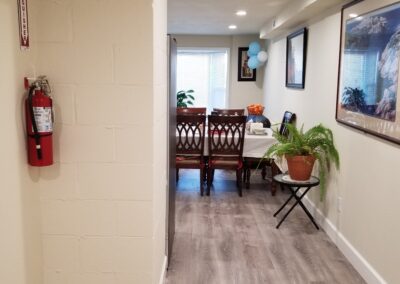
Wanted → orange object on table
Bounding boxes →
[247,104,265,115]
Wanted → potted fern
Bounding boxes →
[265,123,340,200]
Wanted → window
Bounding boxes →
[177,48,229,113]
[342,50,379,105]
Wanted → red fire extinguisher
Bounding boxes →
[25,76,54,167]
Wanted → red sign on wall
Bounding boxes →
[18,0,29,49]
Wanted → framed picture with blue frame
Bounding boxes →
[336,0,400,145]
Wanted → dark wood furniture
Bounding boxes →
[207,115,246,196]
[243,111,297,195]
[273,174,320,229]
[177,107,207,115]
[213,108,245,116]
[176,114,207,195]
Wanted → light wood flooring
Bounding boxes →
[165,169,365,284]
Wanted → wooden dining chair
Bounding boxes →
[243,111,297,194]
[207,115,247,196]
[213,108,245,116]
[177,107,207,115]
[176,114,207,195]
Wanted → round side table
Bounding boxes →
[273,174,320,229]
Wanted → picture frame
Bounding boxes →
[286,28,308,89]
[238,47,256,81]
[336,0,400,145]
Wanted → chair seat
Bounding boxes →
[210,129,226,135]
[209,157,243,169]
[176,156,204,167]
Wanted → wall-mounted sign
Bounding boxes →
[17,0,29,49]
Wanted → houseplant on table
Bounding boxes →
[264,123,340,200]
[177,89,195,107]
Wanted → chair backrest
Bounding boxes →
[279,111,296,136]
[177,107,207,115]
[176,115,206,156]
[213,108,245,116]
[207,115,247,158]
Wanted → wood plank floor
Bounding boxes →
[165,169,365,284]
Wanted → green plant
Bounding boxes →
[177,89,195,107]
[341,87,366,111]
[264,123,340,200]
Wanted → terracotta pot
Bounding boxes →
[286,155,316,181]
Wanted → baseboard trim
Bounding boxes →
[159,255,167,284]
[303,197,387,284]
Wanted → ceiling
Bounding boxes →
[168,0,294,35]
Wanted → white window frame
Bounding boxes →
[177,47,231,110]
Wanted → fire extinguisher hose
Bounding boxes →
[28,85,43,160]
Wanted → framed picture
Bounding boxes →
[336,0,400,145]
[286,28,308,88]
[238,47,256,81]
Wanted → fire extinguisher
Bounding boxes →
[25,76,54,167]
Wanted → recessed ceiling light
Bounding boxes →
[349,13,358,18]
[236,10,247,16]
[228,25,237,30]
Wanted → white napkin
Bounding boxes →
[250,122,263,134]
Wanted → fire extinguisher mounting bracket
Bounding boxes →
[24,76,52,96]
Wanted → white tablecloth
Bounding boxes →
[203,128,277,158]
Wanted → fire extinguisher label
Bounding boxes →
[33,107,53,133]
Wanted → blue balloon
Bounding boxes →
[248,42,261,56]
[247,56,260,69]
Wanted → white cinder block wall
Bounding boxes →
[34,0,167,283]
[0,1,42,284]
[152,0,168,281]
[263,12,400,284]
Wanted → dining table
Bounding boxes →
[203,128,277,157]
[176,127,283,194]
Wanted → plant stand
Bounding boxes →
[273,174,320,230]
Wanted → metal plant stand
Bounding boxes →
[273,174,320,230]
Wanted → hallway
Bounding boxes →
[166,170,365,284]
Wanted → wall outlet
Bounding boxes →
[337,197,343,213]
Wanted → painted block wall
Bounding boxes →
[33,0,167,283]
[0,1,43,284]
[263,12,400,283]
[152,0,168,281]
[174,34,264,110]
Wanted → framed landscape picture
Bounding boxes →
[336,0,400,145]
[286,28,308,88]
[238,47,256,81]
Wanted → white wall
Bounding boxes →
[0,1,43,284]
[152,0,168,281]
[229,35,265,109]
[263,12,400,284]
[33,0,167,283]
[174,35,264,110]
